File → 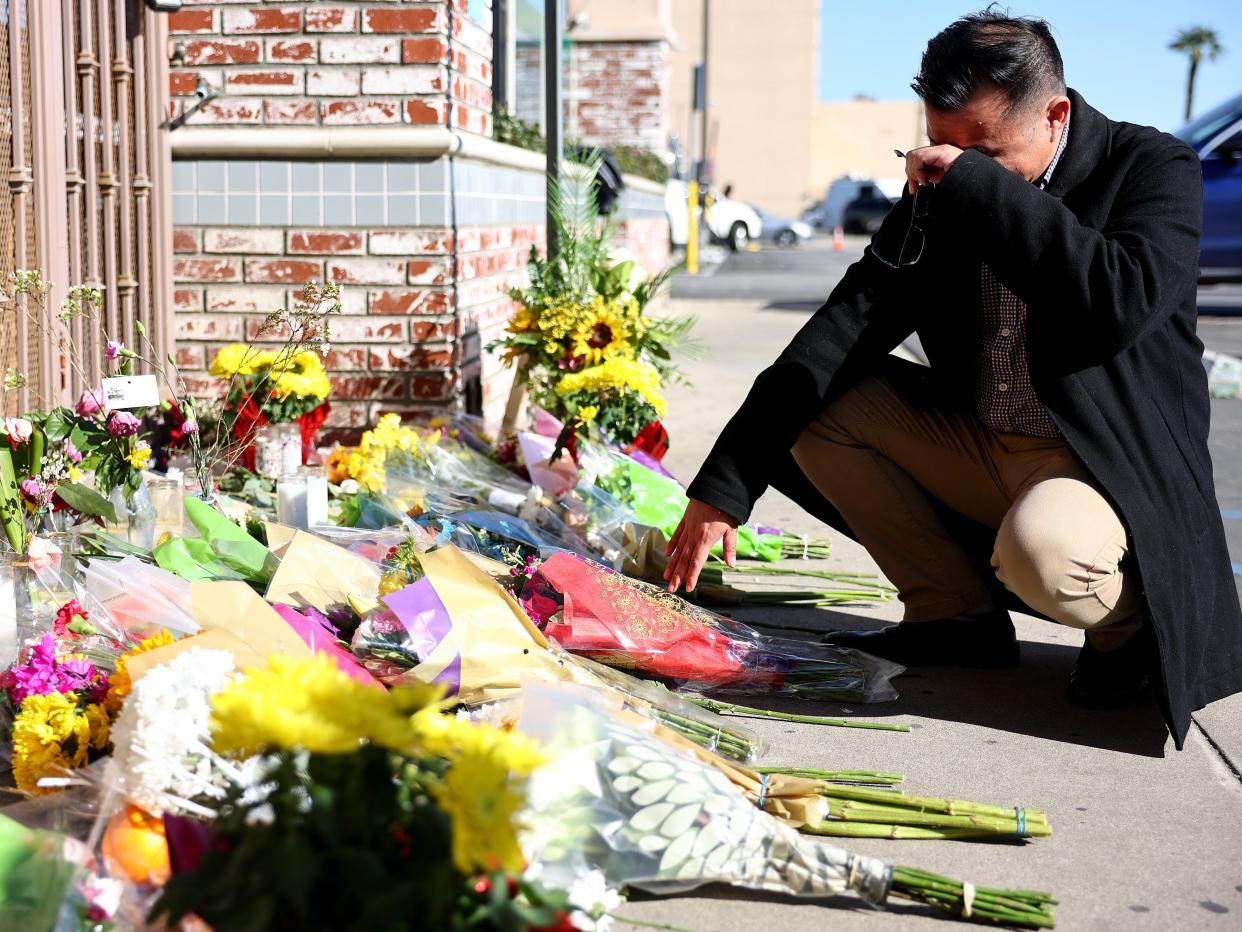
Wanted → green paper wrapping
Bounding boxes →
[599,456,780,561]
[153,496,277,583]
[154,536,247,583]
[186,495,277,582]
[0,449,25,554]
[0,814,81,931]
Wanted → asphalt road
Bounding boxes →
[672,235,1242,586]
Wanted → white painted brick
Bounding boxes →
[307,67,361,96]
[203,228,284,254]
[360,65,444,96]
[318,36,401,65]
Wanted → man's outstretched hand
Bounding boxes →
[664,499,738,593]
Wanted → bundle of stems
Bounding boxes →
[688,697,910,732]
[803,784,1051,841]
[695,563,895,607]
[644,707,758,763]
[772,533,833,560]
[891,866,1057,929]
[754,766,904,786]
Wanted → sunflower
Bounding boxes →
[571,297,633,365]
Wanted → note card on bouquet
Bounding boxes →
[102,375,160,410]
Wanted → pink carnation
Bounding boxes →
[107,411,140,437]
[75,389,105,417]
[105,340,123,360]
[19,477,42,499]
[3,417,32,446]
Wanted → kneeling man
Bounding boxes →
[663,11,1242,749]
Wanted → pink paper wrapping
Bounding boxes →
[272,604,383,689]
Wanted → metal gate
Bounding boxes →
[0,0,173,415]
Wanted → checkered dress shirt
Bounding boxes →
[975,112,1071,438]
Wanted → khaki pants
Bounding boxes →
[791,375,1142,648]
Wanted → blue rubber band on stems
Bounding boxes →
[1014,807,1027,837]
[757,773,770,811]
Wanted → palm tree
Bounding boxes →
[1169,27,1224,121]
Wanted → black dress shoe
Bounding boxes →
[1067,626,1154,708]
[821,610,1019,667]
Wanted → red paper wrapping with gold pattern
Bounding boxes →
[536,551,749,683]
[526,553,904,701]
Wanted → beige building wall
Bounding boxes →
[667,0,819,218]
[808,99,927,204]
[566,2,925,218]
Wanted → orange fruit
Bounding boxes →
[101,804,171,886]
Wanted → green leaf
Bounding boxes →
[56,482,117,522]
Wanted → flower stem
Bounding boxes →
[686,698,910,732]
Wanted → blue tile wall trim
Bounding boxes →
[171,158,668,228]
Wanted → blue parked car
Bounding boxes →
[1176,93,1242,281]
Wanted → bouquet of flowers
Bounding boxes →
[149,653,586,932]
[518,683,1057,929]
[209,342,331,470]
[488,153,694,447]
[2,634,112,795]
[521,552,901,702]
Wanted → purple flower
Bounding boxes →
[4,635,106,705]
[181,418,199,436]
[63,440,83,464]
[19,477,42,499]
[107,411,140,437]
[105,340,123,360]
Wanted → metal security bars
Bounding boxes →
[0,0,172,416]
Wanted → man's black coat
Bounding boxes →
[686,89,1242,748]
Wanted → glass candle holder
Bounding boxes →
[279,423,303,477]
[254,425,283,478]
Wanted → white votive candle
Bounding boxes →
[276,475,309,529]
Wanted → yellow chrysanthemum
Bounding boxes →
[12,692,81,794]
[412,707,545,875]
[555,358,668,416]
[433,752,528,874]
[412,707,546,774]
[570,296,634,366]
[332,413,430,493]
[210,654,435,757]
[209,344,269,379]
[126,445,152,471]
[577,405,599,425]
[106,629,177,714]
[269,351,331,401]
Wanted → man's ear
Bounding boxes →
[1046,96,1071,141]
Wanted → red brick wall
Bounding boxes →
[169,1,494,135]
[568,40,670,154]
[172,222,541,432]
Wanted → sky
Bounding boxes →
[819,1,1242,132]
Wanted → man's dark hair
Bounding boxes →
[912,7,1065,116]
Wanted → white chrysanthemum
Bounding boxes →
[109,647,241,816]
[568,869,623,931]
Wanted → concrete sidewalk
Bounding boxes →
[616,298,1242,931]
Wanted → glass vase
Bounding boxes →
[107,482,156,550]
[0,551,32,669]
